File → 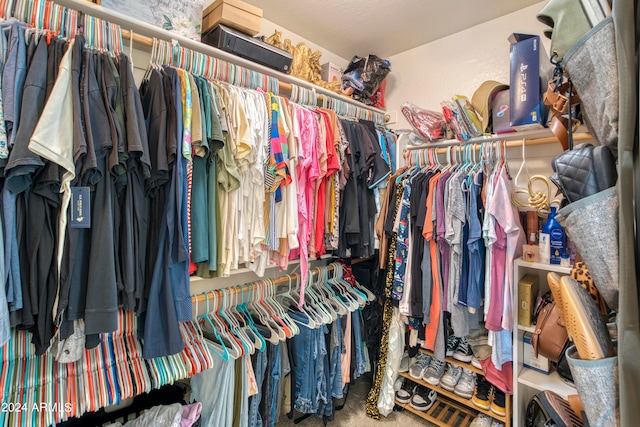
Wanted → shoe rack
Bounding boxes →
[512,258,577,426]
[396,348,512,427]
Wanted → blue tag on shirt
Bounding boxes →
[70,187,90,228]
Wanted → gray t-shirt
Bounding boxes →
[446,171,469,337]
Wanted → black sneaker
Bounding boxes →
[446,335,460,357]
[410,386,437,412]
[395,380,416,404]
[472,377,492,410]
[453,337,474,362]
[490,387,506,417]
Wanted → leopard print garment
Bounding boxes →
[571,261,610,316]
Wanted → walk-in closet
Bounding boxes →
[0,0,635,426]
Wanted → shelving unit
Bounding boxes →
[512,258,576,426]
[54,0,388,123]
[395,394,476,427]
[403,127,593,152]
[398,348,511,426]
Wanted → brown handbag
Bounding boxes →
[532,292,569,363]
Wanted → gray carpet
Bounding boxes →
[275,374,437,426]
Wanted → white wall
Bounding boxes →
[384,2,584,182]
[386,2,549,124]
[129,15,349,87]
[258,17,349,69]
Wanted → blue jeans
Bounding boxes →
[269,343,281,426]
[352,310,366,379]
[248,350,268,427]
[329,316,344,399]
[290,311,332,416]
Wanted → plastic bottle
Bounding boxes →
[540,207,566,265]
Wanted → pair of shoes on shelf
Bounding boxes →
[547,272,614,360]
[440,364,477,399]
[408,352,431,379]
[469,413,504,427]
[423,358,446,385]
[399,350,412,373]
[471,355,483,369]
[395,379,415,404]
[408,352,448,386]
[472,377,506,417]
[446,335,474,362]
[395,379,437,412]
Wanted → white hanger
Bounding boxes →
[248,281,280,344]
[279,274,318,329]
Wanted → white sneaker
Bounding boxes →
[409,386,437,411]
[454,369,477,399]
[490,420,505,427]
[409,352,431,380]
[453,337,474,362]
[399,350,410,373]
[469,413,493,427]
[422,358,446,385]
[440,363,462,391]
[395,382,416,404]
[471,355,483,369]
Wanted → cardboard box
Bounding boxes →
[518,274,539,327]
[203,0,262,36]
[321,62,342,83]
[508,33,551,130]
[523,332,550,374]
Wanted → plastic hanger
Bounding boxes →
[279,274,317,329]
[264,279,298,337]
[248,281,281,344]
[238,285,266,352]
[259,279,292,339]
[221,289,252,355]
[290,274,324,326]
[218,289,247,355]
[311,269,339,321]
[198,292,231,361]
[320,266,351,314]
[211,290,243,359]
[305,272,333,324]
[330,264,361,311]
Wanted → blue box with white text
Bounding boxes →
[508,33,551,130]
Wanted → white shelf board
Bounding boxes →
[514,258,573,275]
[517,368,576,399]
[517,324,536,333]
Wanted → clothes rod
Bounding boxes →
[191,263,336,304]
[404,128,593,152]
[54,0,388,122]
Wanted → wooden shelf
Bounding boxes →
[418,348,484,376]
[395,396,476,427]
[399,372,511,426]
[404,127,593,152]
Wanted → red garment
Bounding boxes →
[313,110,340,256]
[423,173,442,349]
[479,357,513,395]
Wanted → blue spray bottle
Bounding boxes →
[539,206,566,264]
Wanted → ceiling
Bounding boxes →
[243,0,543,59]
